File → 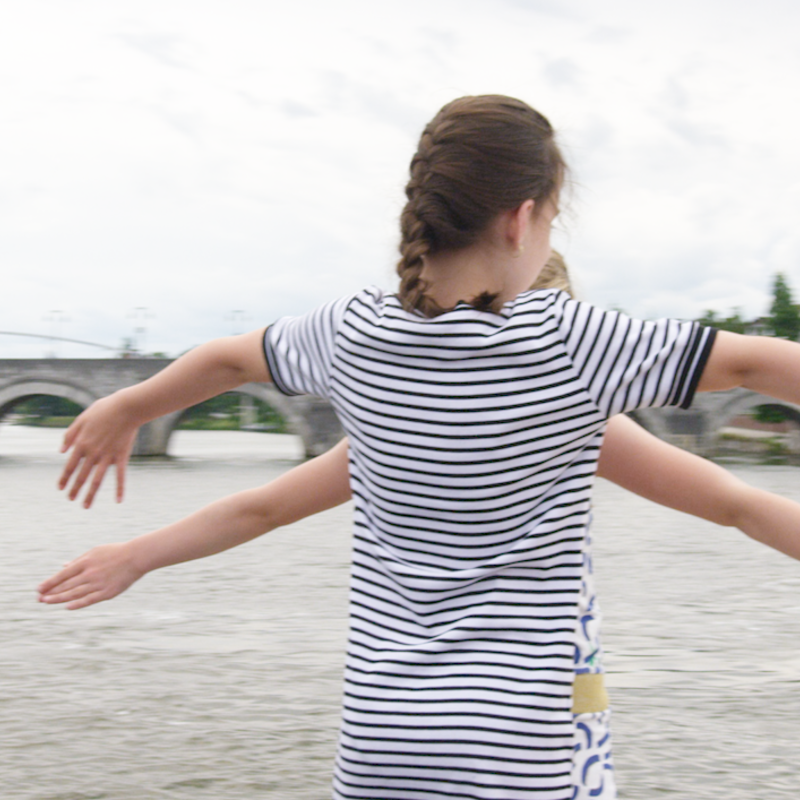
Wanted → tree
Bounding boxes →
[697,308,746,334]
[697,309,719,327]
[768,273,800,341]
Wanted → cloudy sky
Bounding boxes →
[2,0,799,357]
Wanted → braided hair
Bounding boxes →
[397,95,566,317]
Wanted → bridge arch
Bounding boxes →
[0,380,96,420]
[709,390,800,432]
[0,359,343,458]
[158,385,313,456]
[227,384,311,441]
[130,385,339,458]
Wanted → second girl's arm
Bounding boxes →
[39,439,352,610]
[598,415,800,560]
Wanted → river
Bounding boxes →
[2,425,799,799]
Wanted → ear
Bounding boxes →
[505,199,536,251]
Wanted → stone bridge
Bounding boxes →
[0,359,343,458]
[2,359,799,459]
[632,387,800,455]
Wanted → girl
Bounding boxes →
[49,95,800,800]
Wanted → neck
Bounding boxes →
[420,243,536,310]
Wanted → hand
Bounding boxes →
[58,394,139,508]
[37,542,145,610]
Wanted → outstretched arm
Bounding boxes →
[599,414,800,560]
[40,438,352,610]
[699,330,800,401]
[60,329,270,507]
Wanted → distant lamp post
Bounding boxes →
[43,310,69,358]
[226,309,250,336]
[127,307,155,356]
[226,310,252,428]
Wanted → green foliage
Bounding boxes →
[698,274,800,339]
[696,308,747,334]
[177,417,241,431]
[752,404,790,424]
[768,273,800,340]
[14,395,83,419]
[178,392,287,432]
[180,393,242,421]
[11,395,83,428]
[762,437,789,463]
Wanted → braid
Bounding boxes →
[396,95,565,318]
[396,128,446,316]
[397,206,442,317]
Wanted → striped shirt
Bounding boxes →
[264,287,716,800]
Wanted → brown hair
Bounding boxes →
[397,95,566,317]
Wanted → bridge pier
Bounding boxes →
[631,387,800,457]
[134,412,182,457]
[0,359,344,460]
[631,407,715,456]
[284,396,346,458]
[131,398,343,458]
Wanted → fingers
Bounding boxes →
[39,570,126,609]
[60,416,82,454]
[39,581,92,605]
[37,561,114,608]
[58,417,86,487]
[39,570,89,598]
[58,430,136,507]
[58,447,84,492]
[58,448,99,502]
[38,543,139,611]
[61,454,112,508]
[68,457,101,503]
[55,404,110,504]
[37,561,83,596]
[66,592,107,611]
[115,452,129,505]
[40,583,108,610]
[82,461,111,509]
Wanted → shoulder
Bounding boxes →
[504,288,575,328]
[347,286,393,314]
[507,287,570,313]
[270,287,390,330]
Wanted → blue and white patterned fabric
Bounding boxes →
[571,525,616,799]
[571,710,615,800]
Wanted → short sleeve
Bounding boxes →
[263,294,356,398]
[556,296,717,417]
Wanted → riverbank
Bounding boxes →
[9,417,800,465]
[7,415,285,433]
[714,424,800,464]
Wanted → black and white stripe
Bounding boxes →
[265,287,715,800]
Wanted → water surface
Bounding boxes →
[2,425,799,798]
